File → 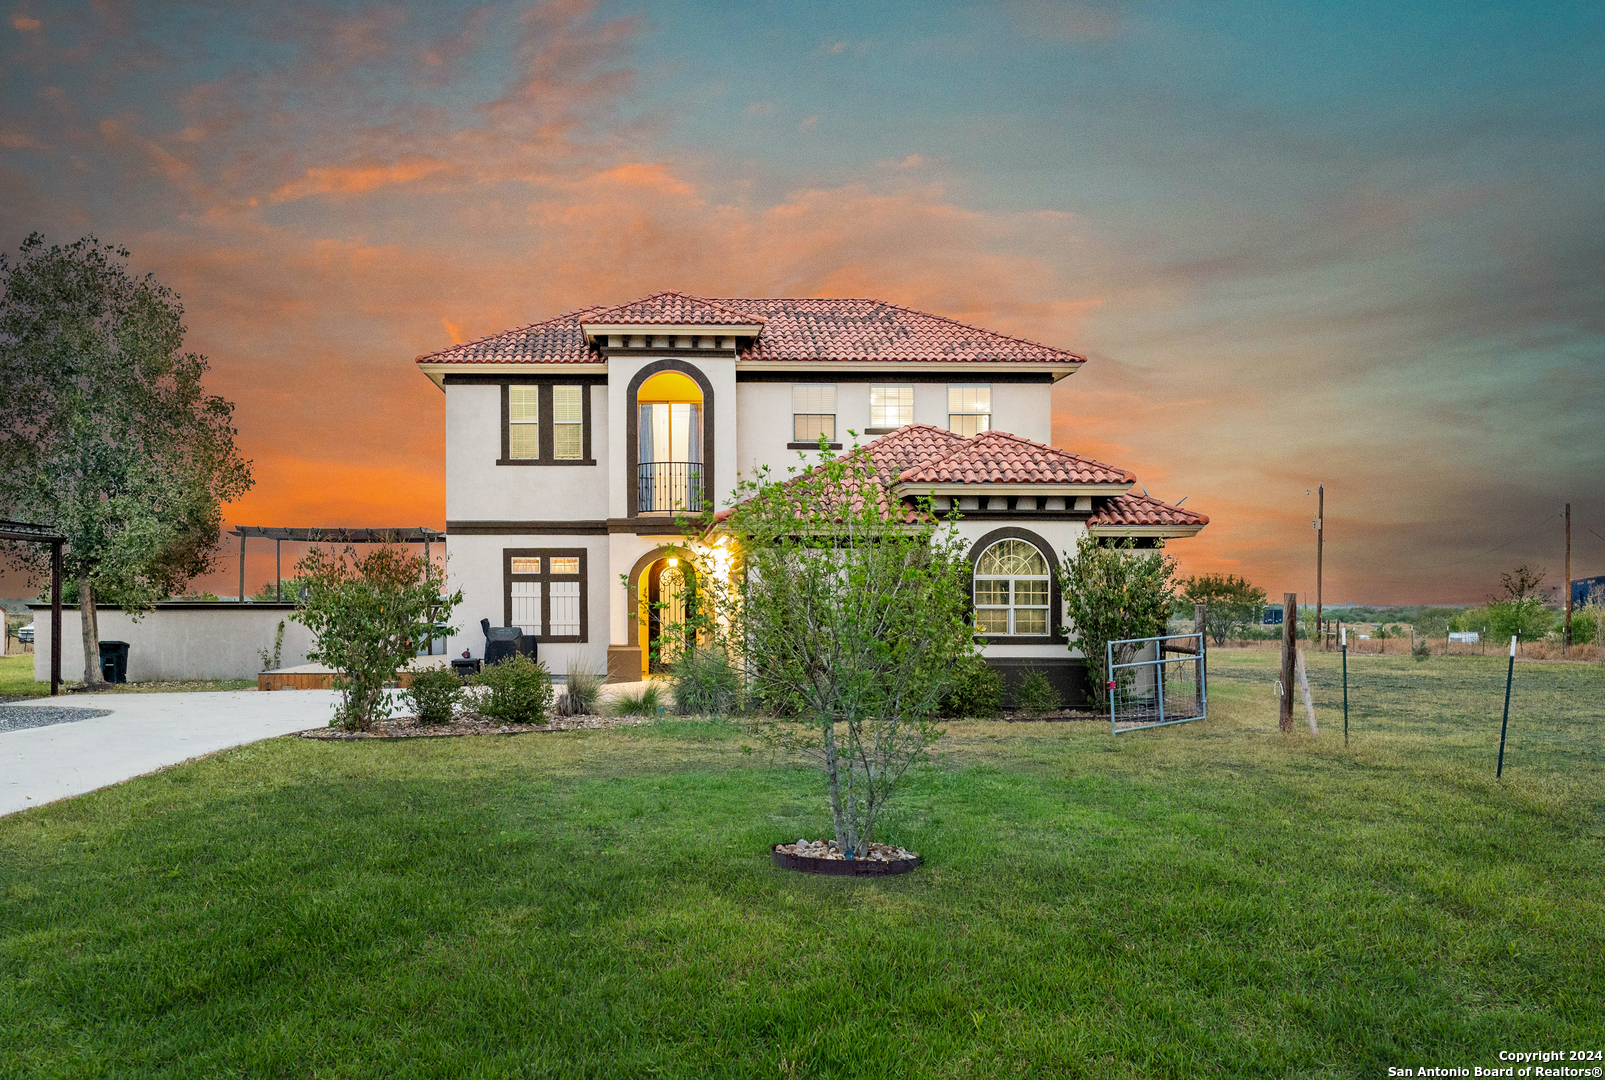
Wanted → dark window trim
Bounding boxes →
[503,547,588,643]
[497,382,597,466]
[787,442,843,450]
[966,526,1066,646]
[625,360,715,519]
[448,521,608,535]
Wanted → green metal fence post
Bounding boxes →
[1341,625,1349,747]
[1497,635,1516,779]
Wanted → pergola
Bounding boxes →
[0,519,65,696]
[228,526,446,602]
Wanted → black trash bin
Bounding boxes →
[99,640,130,684]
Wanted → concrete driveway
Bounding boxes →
[0,689,344,817]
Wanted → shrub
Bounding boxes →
[1016,669,1058,717]
[1059,533,1178,710]
[291,544,460,731]
[1411,638,1431,663]
[406,666,465,724]
[670,646,742,716]
[473,654,553,724]
[941,654,1001,718]
[608,683,666,717]
[557,663,604,716]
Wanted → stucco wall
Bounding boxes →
[734,378,1058,486]
[445,383,609,522]
[29,604,312,682]
[443,533,612,677]
[606,353,738,518]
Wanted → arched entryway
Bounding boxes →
[625,548,699,681]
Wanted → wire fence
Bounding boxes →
[1108,632,1207,735]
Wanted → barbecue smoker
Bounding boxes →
[480,618,536,667]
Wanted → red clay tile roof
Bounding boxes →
[416,295,1084,366]
[727,427,1203,534]
[418,305,607,365]
[1088,491,1209,528]
[710,297,1082,364]
[897,430,1134,486]
[857,424,969,484]
[584,292,759,327]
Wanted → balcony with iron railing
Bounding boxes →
[637,461,705,514]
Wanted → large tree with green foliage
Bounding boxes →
[680,445,973,858]
[0,234,252,685]
[1179,572,1267,646]
[1060,534,1179,710]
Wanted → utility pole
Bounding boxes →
[1315,484,1324,650]
[1564,503,1572,648]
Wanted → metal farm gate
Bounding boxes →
[1106,632,1208,734]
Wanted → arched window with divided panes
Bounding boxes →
[973,538,1052,636]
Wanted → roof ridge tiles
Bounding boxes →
[585,292,761,326]
[703,297,1086,361]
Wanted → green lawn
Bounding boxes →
[2,651,1601,1077]
[0,654,254,699]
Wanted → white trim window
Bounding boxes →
[792,383,837,443]
[870,385,913,428]
[948,385,991,437]
[508,386,540,459]
[973,538,1051,635]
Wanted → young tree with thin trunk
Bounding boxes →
[0,234,252,685]
[681,444,973,858]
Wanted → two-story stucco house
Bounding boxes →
[417,292,1206,703]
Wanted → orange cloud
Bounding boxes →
[269,157,454,204]
[11,14,40,31]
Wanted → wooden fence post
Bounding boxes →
[1280,592,1296,732]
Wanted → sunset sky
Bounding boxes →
[2,0,1601,604]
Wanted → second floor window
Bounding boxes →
[503,383,591,464]
[870,385,913,429]
[553,386,584,460]
[948,385,991,437]
[792,383,837,443]
[508,387,540,459]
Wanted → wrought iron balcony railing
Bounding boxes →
[637,461,705,514]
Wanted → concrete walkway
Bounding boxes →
[0,689,343,817]
[0,678,670,818]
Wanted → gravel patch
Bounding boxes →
[0,705,113,733]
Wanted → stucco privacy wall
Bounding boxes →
[29,604,311,682]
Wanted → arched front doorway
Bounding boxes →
[637,555,697,679]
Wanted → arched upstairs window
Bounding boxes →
[974,538,1051,636]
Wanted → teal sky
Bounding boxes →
[2,0,1601,602]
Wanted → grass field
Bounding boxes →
[0,654,255,699]
[2,651,1601,1077]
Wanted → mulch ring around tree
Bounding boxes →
[297,714,654,740]
[772,839,922,876]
